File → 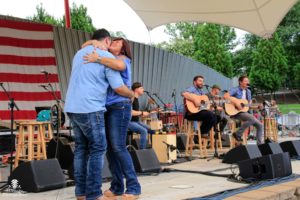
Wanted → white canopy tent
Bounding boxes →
[123,0,297,38]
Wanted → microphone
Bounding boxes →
[162,141,177,152]
[204,84,211,88]
[144,90,150,94]
[171,89,176,97]
[39,85,48,89]
[40,70,49,75]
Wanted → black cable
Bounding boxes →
[162,168,230,178]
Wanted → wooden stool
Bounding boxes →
[209,124,223,150]
[264,118,278,142]
[229,120,247,148]
[185,120,208,158]
[14,121,48,168]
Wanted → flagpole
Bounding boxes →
[64,0,71,28]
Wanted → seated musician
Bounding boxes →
[128,82,155,149]
[228,75,263,144]
[181,75,216,138]
[206,84,228,134]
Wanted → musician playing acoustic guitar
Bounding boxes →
[228,75,263,145]
[182,75,216,138]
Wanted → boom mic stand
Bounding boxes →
[144,91,160,109]
[172,89,180,132]
[153,93,168,111]
[42,72,63,158]
[0,83,19,180]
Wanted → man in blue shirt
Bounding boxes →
[229,75,263,144]
[182,75,216,137]
[64,29,134,200]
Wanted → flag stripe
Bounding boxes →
[0,110,38,120]
[0,46,55,57]
[0,73,59,83]
[0,28,53,40]
[0,64,58,74]
[0,55,56,65]
[0,19,61,121]
[0,19,52,32]
[0,100,58,110]
[0,82,60,92]
[0,37,53,48]
[0,91,61,101]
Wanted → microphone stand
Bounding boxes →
[172,90,180,132]
[153,93,168,111]
[144,91,160,109]
[0,83,19,179]
[42,73,62,158]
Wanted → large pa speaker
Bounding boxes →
[238,152,292,180]
[47,137,74,169]
[130,148,161,173]
[280,140,300,157]
[258,142,283,155]
[223,145,262,164]
[68,155,111,180]
[8,159,66,192]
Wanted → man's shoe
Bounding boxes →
[76,196,86,200]
[232,132,243,142]
[121,194,139,200]
[96,195,116,200]
[104,190,121,199]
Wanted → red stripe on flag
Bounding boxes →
[0,110,37,120]
[0,37,54,48]
[0,73,59,83]
[0,91,61,101]
[0,19,52,32]
[0,55,56,65]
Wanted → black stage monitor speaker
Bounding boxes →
[130,148,161,173]
[258,143,283,156]
[47,137,74,169]
[223,145,262,164]
[8,159,66,192]
[238,152,292,180]
[280,140,300,157]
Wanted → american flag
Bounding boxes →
[0,19,61,121]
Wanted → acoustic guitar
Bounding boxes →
[184,94,210,113]
[223,93,256,116]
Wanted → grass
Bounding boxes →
[278,104,300,114]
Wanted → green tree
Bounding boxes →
[250,34,288,94]
[29,3,63,26]
[29,3,96,33]
[110,31,127,38]
[63,3,96,33]
[194,24,234,77]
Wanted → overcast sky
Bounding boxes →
[0,0,247,45]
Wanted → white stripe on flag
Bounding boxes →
[0,27,53,40]
[0,46,55,57]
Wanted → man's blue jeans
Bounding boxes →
[128,121,155,149]
[105,101,141,195]
[68,111,106,200]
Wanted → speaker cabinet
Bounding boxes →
[238,152,292,180]
[223,145,262,164]
[280,140,300,157]
[130,148,161,173]
[47,137,74,169]
[258,143,283,155]
[8,159,66,192]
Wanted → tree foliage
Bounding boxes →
[250,34,288,93]
[158,22,236,77]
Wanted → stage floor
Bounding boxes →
[1,137,300,200]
